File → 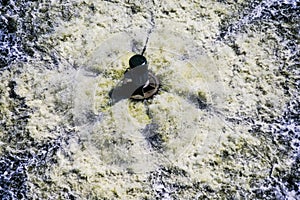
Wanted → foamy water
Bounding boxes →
[0,0,299,199]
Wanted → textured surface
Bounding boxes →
[0,0,299,199]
